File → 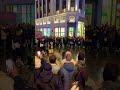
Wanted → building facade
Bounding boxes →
[35,0,85,37]
[0,0,35,24]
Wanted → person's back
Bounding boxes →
[59,62,76,90]
[75,52,85,71]
[0,70,14,90]
[49,54,60,74]
[36,63,63,90]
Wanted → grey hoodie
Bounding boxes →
[60,63,76,90]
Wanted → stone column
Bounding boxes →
[46,0,47,16]
[59,0,63,13]
[42,0,43,17]
[38,0,40,18]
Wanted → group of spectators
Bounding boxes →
[86,24,120,55]
[35,51,88,90]
[0,23,34,57]
[34,50,120,90]
[36,36,85,52]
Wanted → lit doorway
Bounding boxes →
[68,27,74,37]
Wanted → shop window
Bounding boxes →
[43,28,50,36]
[71,7,75,12]
[77,21,85,38]
[69,27,74,37]
[55,27,65,37]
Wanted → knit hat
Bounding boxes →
[43,63,52,71]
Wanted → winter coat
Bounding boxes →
[0,71,14,90]
[36,71,63,90]
[75,60,86,71]
[59,63,76,90]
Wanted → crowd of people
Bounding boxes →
[35,36,85,53]
[0,23,34,57]
[34,50,120,90]
[86,24,120,55]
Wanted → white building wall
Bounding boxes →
[35,0,85,37]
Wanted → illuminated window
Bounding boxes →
[39,20,42,25]
[78,9,81,13]
[71,7,75,12]
[61,27,65,37]
[71,0,75,11]
[55,27,65,37]
[63,8,66,12]
[43,28,50,36]
[47,18,51,24]
[36,21,39,25]
[54,17,59,23]
[77,22,85,38]
[56,10,60,14]
[69,27,74,37]
[60,16,66,23]
[43,19,47,24]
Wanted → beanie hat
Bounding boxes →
[43,63,52,71]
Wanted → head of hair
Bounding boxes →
[49,54,56,64]
[78,53,85,61]
[103,63,119,82]
[65,51,72,61]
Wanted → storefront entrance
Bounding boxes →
[68,27,74,37]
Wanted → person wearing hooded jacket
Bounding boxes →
[59,62,77,90]
[35,63,63,90]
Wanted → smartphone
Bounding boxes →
[37,51,41,56]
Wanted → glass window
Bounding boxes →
[55,27,65,37]
[77,22,85,38]
[69,27,74,37]
[47,18,51,24]
[54,17,59,23]
[61,27,65,32]
[43,28,50,36]
[60,16,66,23]
[43,19,46,25]
[71,7,75,12]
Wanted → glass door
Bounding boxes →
[69,27,74,37]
